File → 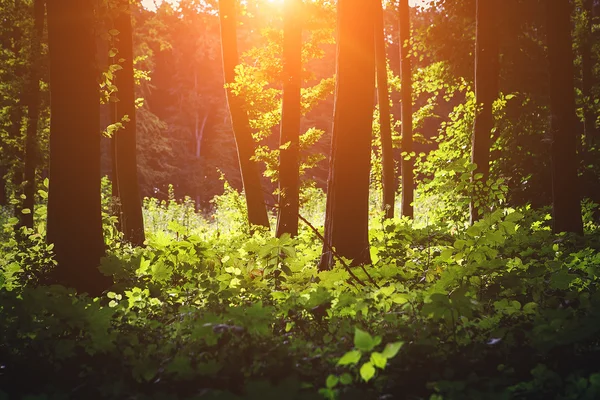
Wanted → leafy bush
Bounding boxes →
[2,190,600,400]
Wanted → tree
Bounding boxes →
[19,0,45,229]
[319,0,376,270]
[218,0,270,229]
[470,0,499,223]
[7,0,25,211]
[110,0,145,246]
[399,0,413,218]
[546,0,583,234]
[275,0,302,238]
[375,0,395,219]
[46,0,112,294]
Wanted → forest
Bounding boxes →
[2,0,600,398]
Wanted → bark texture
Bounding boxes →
[47,0,112,295]
[319,0,376,270]
[399,0,413,218]
[218,0,270,230]
[470,0,500,223]
[375,0,395,219]
[111,0,145,246]
[276,0,302,238]
[546,0,583,234]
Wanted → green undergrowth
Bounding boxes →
[2,190,600,399]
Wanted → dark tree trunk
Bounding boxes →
[581,0,597,147]
[546,0,583,235]
[111,0,145,246]
[399,0,413,218]
[9,0,25,203]
[319,0,376,270]
[0,166,7,206]
[276,0,302,238]
[47,0,111,295]
[8,104,24,196]
[470,0,500,223]
[19,0,45,230]
[375,0,395,219]
[218,0,270,230]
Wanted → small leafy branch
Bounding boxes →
[320,327,403,399]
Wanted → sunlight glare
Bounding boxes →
[142,0,432,12]
[141,0,180,12]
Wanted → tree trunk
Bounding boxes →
[19,0,45,230]
[581,0,597,147]
[546,0,583,235]
[111,0,145,246]
[319,0,376,270]
[218,0,270,230]
[470,0,500,224]
[276,0,302,238]
[47,0,111,295]
[399,0,413,218]
[375,0,395,219]
[9,0,25,203]
[0,166,7,206]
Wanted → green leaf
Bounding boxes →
[454,239,466,250]
[359,362,376,382]
[339,373,353,385]
[370,352,387,369]
[354,328,375,352]
[326,374,339,389]
[439,248,453,262]
[337,350,362,366]
[381,342,403,359]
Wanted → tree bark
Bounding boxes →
[546,0,583,235]
[0,166,7,206]
[399,0,413,218]
[276,0,302,238]
[9,0,25,203]
[47,0,111,295]
[111,0,145,246]
[319,0,376,270]
[218,0,270,230]
[375,0,395,219]
[470,0,500,224]
[19,0,45,230]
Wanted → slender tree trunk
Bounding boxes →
[47,0,111,295]
[319,0,376,270]
[19,0,45,230]
[375,0,395,219]
[581,0,597,147]
[8,105,24,195]
[193,69,209,212]
[111,0,145,246]
[470,0,500,224]
[546,0,583,235]
[218,0,270,230]
[276,0,302,238]
[0,166,7,206]
[399,0,413,218]
[9,0,25,200]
